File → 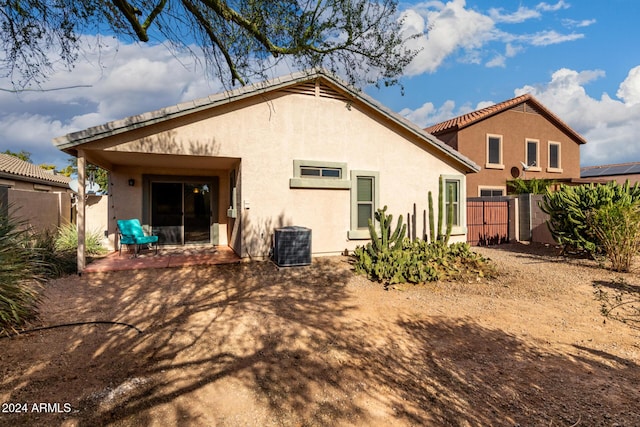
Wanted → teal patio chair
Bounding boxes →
[117,219,159,257]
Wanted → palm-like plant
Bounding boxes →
[0,208,47,335]
[507,178,555,195]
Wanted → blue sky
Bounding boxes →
[1,0,639,169]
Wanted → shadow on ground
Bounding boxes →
[1,257,639,426]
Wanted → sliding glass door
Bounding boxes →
[150,179,217,245]
[184,183,211,244]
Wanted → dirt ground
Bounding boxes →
[1,243,639,426]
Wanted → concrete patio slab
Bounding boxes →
[83,245,241,273]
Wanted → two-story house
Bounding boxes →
[425,94,586,197]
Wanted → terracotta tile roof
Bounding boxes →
[424,93,587,145]
[0,153,71,186]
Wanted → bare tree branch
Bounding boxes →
[0,0,418,89]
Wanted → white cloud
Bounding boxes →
[401,98,489,129]
[400,0,496,75]
[514,67,640,166]
[486,55,506,68]
[0,37,227,167]
[489,6,540,24]
[400,100,459,127]
[616,65,640,106]
[505,43,523,58]
[562,18,597,28]
[536,1,570,12]
[400,0,585,75]
[526,30,584,46]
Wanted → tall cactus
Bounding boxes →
[367,205,406,256]
[444,184,453,245]
[437,176,443,242]
[428,191,435,243]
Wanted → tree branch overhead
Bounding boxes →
[1,0,417,88]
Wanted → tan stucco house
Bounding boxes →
[54,70,479,271]
[425,94,586,197]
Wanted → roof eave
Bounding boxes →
[53,69,480,173]
[53,70,335,151]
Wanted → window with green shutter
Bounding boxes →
[349,170,379,239]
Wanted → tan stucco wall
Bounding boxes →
[456,109,581,197]
[86,195,110,249]
[94,88,469,257]
[106,165,232,251]
[7,189,72,232]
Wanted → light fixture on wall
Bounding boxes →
[128,179,135,187]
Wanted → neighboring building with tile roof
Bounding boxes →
[0,153,71,190]
[425,94,586,197]
[0,153,73,232]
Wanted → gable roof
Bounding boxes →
[581,162,640,178]
[0,153,71,186]
[53,69,479,173]
[424,93,587,145]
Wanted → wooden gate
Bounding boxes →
[467,198,510,246]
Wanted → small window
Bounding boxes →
[480,188,504,197]
[349,170,380,239]
[526,139,539,168]
[290,160,350,189]
[300,166,342,178]
[549,142,561,170]
[486,135,503,168]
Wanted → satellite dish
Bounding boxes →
[510,167,520,179]
[68,179,100,194]
[86,182,101,194]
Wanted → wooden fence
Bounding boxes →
[466,198,510,246]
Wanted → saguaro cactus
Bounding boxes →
[428,191,435,243]
[367,205,406,256]
[427,176,454,245]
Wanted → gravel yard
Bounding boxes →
[1,242,639,426]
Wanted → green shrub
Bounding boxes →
[354,239,496,286]
[507,178,555,195]
[587,201,640,272]
[55,223,107,256]
[0,212,47,335]
[540,180,640,253]
[30,229,77,277]
[353,206,496,287]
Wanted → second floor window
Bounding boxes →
[526,139,539,167]
[487,135,502,167]
[549,142,561,169]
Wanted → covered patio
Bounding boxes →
[54,145,241,273]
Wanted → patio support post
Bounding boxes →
[77,150,86,273]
